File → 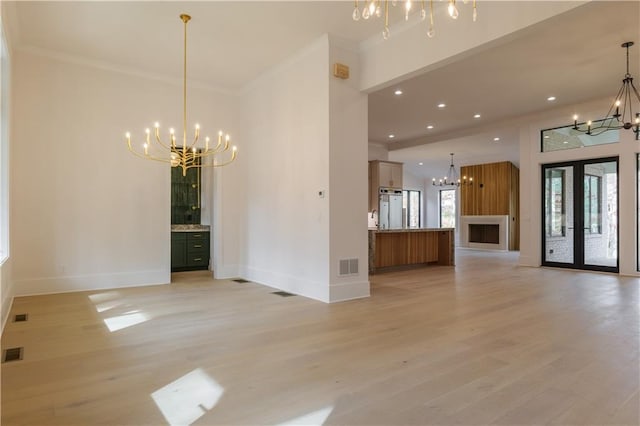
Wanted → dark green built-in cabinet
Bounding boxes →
[171,155,209,272]
[171,165,201,224]
[171,231,210,272]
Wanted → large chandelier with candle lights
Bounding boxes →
[571,41,640,140]
[352,0,477,40]
[125,14,237,176]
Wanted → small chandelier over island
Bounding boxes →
[125,14,237,176]
[432,153,473,187]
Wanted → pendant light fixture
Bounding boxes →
[352,0,477,40]
[125,14,237,176]
[572,41,640,140]
[432,153,473,187]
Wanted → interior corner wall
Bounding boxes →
[239,36,331,302]
[518,98,639,276]
[328,40,369,302]
[11,50,238,296]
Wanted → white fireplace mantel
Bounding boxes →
[460,215,509,251]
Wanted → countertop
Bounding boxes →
[171,224,211,232]
[369,228,453,233]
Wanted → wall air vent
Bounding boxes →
[339,258,359,276]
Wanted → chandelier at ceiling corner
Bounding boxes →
[432,153,473,187]
[125,14,237,176]
[572,41,640,140]
[352,0,477,40]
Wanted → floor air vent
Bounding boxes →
[3,347,23,363]
[232,278,250,283]
[13,313,28,322]
[272,291,296,297]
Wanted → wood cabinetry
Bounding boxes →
[460,161,519,250]
[369,229,454,272]
[369,160,403,211]
[171,231,210,272]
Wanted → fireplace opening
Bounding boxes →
[469,224,500,244]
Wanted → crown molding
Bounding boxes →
[17,45,237,96]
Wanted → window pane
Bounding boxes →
[542,123,619,152]
[409,191,420,228]
[440,190,456,228]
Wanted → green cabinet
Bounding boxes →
[171,231,209,272]
[171,161,201,224]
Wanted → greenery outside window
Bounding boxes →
[545,169,565,237]
[439,189,456,228]
[584,174,602,234]
[402,190,421,228]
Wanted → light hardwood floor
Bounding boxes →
[1,250,638,425]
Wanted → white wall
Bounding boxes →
[519,97,639,276]
[237,35,369,302]
[328,38,369,302]
[239,36,332,301]
[368,142,388,161]
[11,50,238,295]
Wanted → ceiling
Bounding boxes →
[5,1,640,180]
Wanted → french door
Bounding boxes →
[542,157,619,273]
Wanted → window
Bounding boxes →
[545,169,565,237]
[402,190,421,228]
[584,174,602,234]
[439,189,456,228]
[0,21,9,263]
[541,123,619,152]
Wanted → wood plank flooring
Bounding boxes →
[1,250,638,425]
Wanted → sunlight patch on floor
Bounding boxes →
[103,311,148,332]
[151,368,224,426]
[275,405,334,426]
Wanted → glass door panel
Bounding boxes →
[544,166,574,264]
[583,160,617,268]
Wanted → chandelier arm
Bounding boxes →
[153,128,174,152]
[126,145,172,164]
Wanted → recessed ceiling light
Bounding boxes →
[388,134,395,139]
[426,125,434,129]
[563,141,568,144]
[418,162,424,166]
[437,103,446,108]
[394,89,403,95]
[493,137,500,141]
[547,96,556,101]
[473,114,481,119]
[544,135,550,139]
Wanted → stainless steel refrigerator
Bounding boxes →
[378,188,403,230]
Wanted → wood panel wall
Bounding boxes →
[460,161,520,250]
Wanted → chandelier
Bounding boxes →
[125,14,237,176]
[432,153,473,187]
[352,0,477,40]
[572,41,640,140]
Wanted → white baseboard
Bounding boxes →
[243,266,329,302]
[1,290,13,335]
[212,264,241,280]
[329,280,370,303]
[13,269,170,297]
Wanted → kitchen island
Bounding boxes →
[368,228,454,273]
